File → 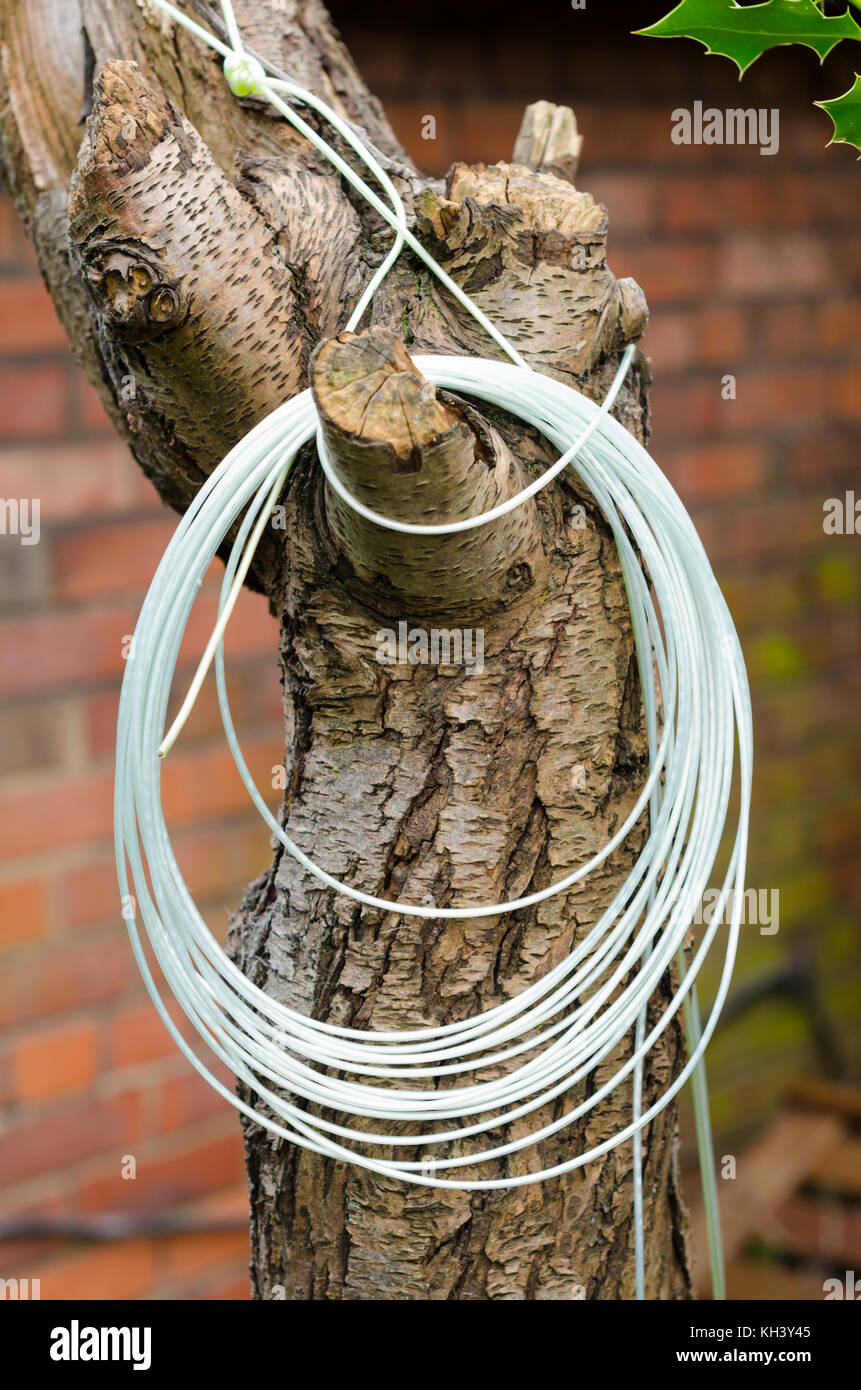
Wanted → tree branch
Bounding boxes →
[68,60,306,508]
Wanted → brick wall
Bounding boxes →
[1,1,859,1299]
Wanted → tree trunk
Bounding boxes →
[0,0,692,1299]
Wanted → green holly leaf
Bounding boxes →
[817,74,861,155]
[638,0,861,76]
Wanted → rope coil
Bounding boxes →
[115,0,754,1298]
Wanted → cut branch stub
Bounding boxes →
[312,327,546,619]
[413,161,649,379]
[513,100,584,185]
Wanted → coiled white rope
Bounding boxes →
[115,0,753,1299]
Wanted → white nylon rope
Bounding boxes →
[113,0,753,1300]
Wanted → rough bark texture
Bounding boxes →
[0,0,692,1299]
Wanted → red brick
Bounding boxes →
[0,701,74,777]
[93,680,212,764]
[236,819,275,882]
[723,367,828,433]
[696,497,831,565]
[650,379,721,440]
[383,100,462,175]
[182,587,276,662]
[74,371,116,434]
[0,731,279,864]
[159,735,282,829]
[819,796,861,855]
[721,569,808,628]
[82,654,276,765]
[137,659,284,781]
[791,431,858,488]
[577,104,683,164]
[0,932,129,1029]
[207,1271,251,1300]
[490,41,565,104]
[30,1237,157,1301]
[170,822,250,901]
[160,666,245,752]
[0,766,114,861]
[830,366,861,422]
[210,653,283,736]
[662,441,770,500]
[250,658,284,726]
[664,174,755,233]
[82,690,120,761]
[642,312,697,375]
[804,169,861,227]
[408,44,490,100]
[0,199,39,269]
[0,604,137,697]
[133,467,164,508]
[587,173,656,238]
[59,856,124,931]
[460,100,530,166]
[0,545,51,618]
[0,279,68,352]
[12,1019,98,1102]
[160,1071,233,1133]
[108,1001,178,1070]
[163,1228,249,1284]
[718,233,833,297]
[60,819,262,931]
[754,679,861,749]
[796,740,859,802]
[819,300,861,353]
[0,362,67,438]
[0,440,141,524]
[0,1190,65,1270]
[343,33,414,98]
[0,1090,142,1187]
[0,586,274,703]
[761,303,813,359]
[836,232,861,280]
[644,306,749,374]
[696,306,750,365]
[77,1129,245,1213]
[188,1184,249,1222]
[613,242,717,305]
[54,516,177,600]
[0,876,49,950]
[662,173,813,234]
[803,612,861,668]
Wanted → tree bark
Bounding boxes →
[0,0,692,1299]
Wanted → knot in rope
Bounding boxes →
[222,51,265,98]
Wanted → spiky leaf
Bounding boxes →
[638,0,861,76]
[817,74,861,155]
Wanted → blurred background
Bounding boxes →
[0,0,858,1300]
